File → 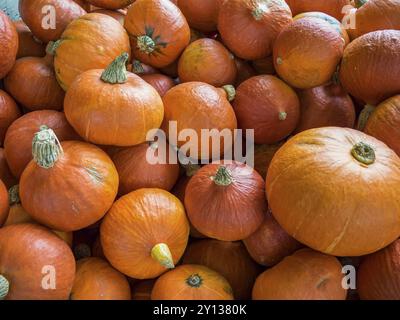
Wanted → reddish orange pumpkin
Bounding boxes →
[285,0,352,20]
[233,75,300,144]
[141,73,175,97]
[0,10,18,79]
[0,149,17,189]
[177,0,220,32]
[0,90,20,146]
[125,0,190,68]
[252,248,347,300]
[86,0,134,9]
[253,142,284,179]
[131,279,156,300]
[151,264,234,300]
[0,179,8,227]
[218,0,292,60]
[91,9,126,25]
[13,20,46,59]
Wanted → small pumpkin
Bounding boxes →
[266,127,400,257]
[253,142,285,179]
[0,149,17,189]
[178,39,237,87]
[234,58,256,86]
[141,73,175,97]
[0,90,20,146]
[125,0,190,68]
[64,53,164,146]
[151,264,234,300]
[100,188,190,279]
[19,127,119,232]
[86,0,134,9]
[19,0,86,43]
[273,17,345,89]
[182,240,261,300]
[0,223,75,300]
[91,9,126,25]
[218,0,292,60]
[0,10,18,79]
[233,75,300,144]
[4,43,65,111]
[0,179,8,227]
[185,161,266,241]
[70,257,131,300]
[252,56,275,75]
[252,248,347,300]
[132,279,156,300]
[285,0,352,21]
[13,20,46,59]
[177,0,220,32]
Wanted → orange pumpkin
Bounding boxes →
[0,149,17,189]
[266,127,400,257]
[233,75,300,144]
[132,279,156,300]
[0,10,18,79]
[252,248,347,300]
[53,13,131,90]
[86,0,134,9]
[64,53,164,146]
[253,142,284,179]
[285,0,352,21]
[19,127,119,232]
[151,264,234,300]
[125,0,190,68]
[13,20,46,59]
[178,39,237,87]
[273,17,345,89]
[141,73,175,97]
[0,90,20,146]
[0,179,8,227]
[177,0,221,32]
[91,9,126,25]
[100,188,190,279]
[218,0,292,60]
[182,240,261,299]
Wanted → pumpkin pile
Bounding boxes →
[1,0,400,301]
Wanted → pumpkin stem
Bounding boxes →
[351,142,376,165]
[279,112,287,121]
[222,85,236,102]
[276,57,283,65]
[151,243,175,269]
[32,125,63,169]
[46,39,61,56]
[212,166,233,186]
[252,3,268,21]
[137,35,156,54]
[182,163,200,177]
[132,60,145,74]
[354,0,368,8]
[0,275,9,300]
[8,185,20,206]
[357,104,375,131]
[101,53,129,84]
[186,274,203,288]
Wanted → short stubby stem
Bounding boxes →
[151,243,175,269]
[0,275,9,300]
[186,274,203,288]
[222,85,236,102]
[32,125,63,169]
[212,166,233,186]
[101,52,129,84]
[351,142,376,165]
[137,35,156,54]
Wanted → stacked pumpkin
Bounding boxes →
[0,0,400,301]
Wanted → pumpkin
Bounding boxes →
[294,83,356,134]
[185,161,266,241]
[91,9,126,25]
[112,141,180,195]
[178,39,237,87]
[273,17,345,89]
[266,127,400,257]
[132,279,156,300]
[0,10,18,80]
[253,142,284,179]
[233,75,300,145]
[19,0,86,43]
[131,60,158,75]
[234,58,256,86]
[0,180,8,227]
[285,0,352,21]
[162,82,237,161]
[252,56,275,75]
[100,188,190,279]
[124,0,190,68]
[252,248,347,300]
[0,90,20,146]
[339,30,400,105]
[182,240,261,300]
[64,53,164,146]
[243,210,302,267]
[218,0,292,60]
[70,257,131,300]
[86,0,134,9]
[4,110,78,179]
[19,126,119,232]
[357,239,400,300]
[151,264,234,300]
[0,223,75,300]
[141,73,175,97]
[13,20,46,59]
[0,149,17,189]
[177,0,220,32]
[4,43,65,111]
[52,13,130,90]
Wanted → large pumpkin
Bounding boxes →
[124,0,190,68]
[19,0,86,43]
[13,20,46,59]
[64,53,164,146]
[0,149,17,189]
[339,30,400,105]
[85,0,134,9]
[4,110,78,179]
[0,10,18,79]
[285,0,352,20]
[252,248,347,300]
[52,13,131,90]
[141,73,175,97]
[19,127,119,232]
[218,0,292,60]
[91,9,126,25]
[182,240,261,299]
[0,223,75,300]
[177,0,221,32]
[266,127,400,256]
[273,17,345,89]
[0,90,20,146]
[185,161,266,241]
[100,188,190,279]
[151,264,234,300]
[0,179,8,227]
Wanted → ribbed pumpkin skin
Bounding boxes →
[91,9,126,25]
[0,223,76,300]
[252,249,347,300]
[266,127,400,257]
[141,73,175,97]
[177,0,221,32]
[339,30,400,105]
[20,141,119,232]
[285,0,352,20]
[86,0,134,9]
[358,239,400,300]
[0,179,8,227]
[53,13,131,90]
[151,264,234,300]
[0,148,17,188]
[0,10,18,79]
[0,90,20,146]
[100,188,190,279]
[13,20,46,59]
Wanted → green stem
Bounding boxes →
[279,112,287,121]
[222,85,236,102]
[132,60,145,74]
[101,53,129,84]
[8,185,20,206]
[0,275,9,300]
[186,274,203,288]
[351,142,376,165]
[46,39,61,56]
[151,243,175,269]
[357,104,375,131]
[354,0,368,8]
[32,125,63,169]
[212,166,233,186]
[252,4,268,21]
[137,35,156,54]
